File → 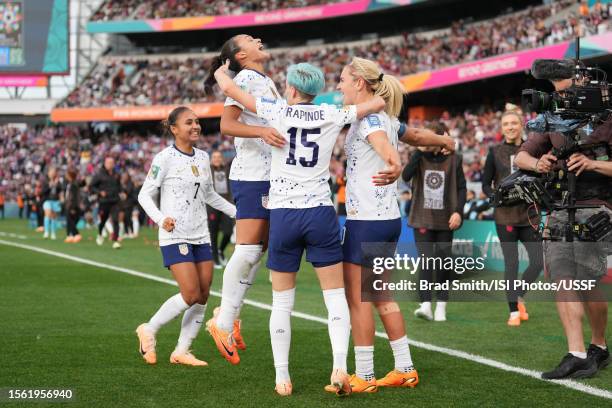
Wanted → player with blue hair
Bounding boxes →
[214,59,384,397]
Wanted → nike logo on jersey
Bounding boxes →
[239,280,253,286]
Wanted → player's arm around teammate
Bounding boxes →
[203,35,285,363]
[335,57,421,391]
[215,61,386,396]
[135,107,236,367]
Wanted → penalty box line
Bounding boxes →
[0,238,611,401]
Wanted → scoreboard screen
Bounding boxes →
[0,0,68,74]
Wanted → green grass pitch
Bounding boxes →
[0,219,610,407]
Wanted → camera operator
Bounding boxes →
[482,107,543,327]
[515,77,612,380]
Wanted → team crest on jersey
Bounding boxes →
[261,194,269,209]
[149,165,160,180]
[178,244,189,256]
[366,114,381,127]
[191,165,200,177]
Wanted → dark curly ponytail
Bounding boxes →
[204,36,243,95]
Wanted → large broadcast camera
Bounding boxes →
[492,38,612,243]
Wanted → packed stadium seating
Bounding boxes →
[0,106,512,202]
[91,0,346,21]
[65,0,610,108]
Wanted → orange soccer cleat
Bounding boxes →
[507,314,521,326]
[328,368,352,397]
[275,382,293,396]
[325,374,377,393]
[233,319,246,351]
[135,323,157,365]
[212,307,246,350]
[518,302,529,321]
[206,317,240,365]
[170,351,208,367]
[376,369,419,388]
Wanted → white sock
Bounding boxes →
[175,303,207,354]
[148,293,190,334]
[389,335,414,372]
[595,344,608,350]
[570,351,587,359]
[420,301,432,311]
[217,244,262,332]
[119,222,125,237]
[270,288,295,384]
[105,221,113,234]
[510,311,520,319]
[132,215,140,236]
[435,301,446,312]
[322,288,350,371]
[355,345,375,381]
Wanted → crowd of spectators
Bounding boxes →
[0,106,520,221]
[67,1,609,108]
[0,125,231,202]
[91,0,344,21]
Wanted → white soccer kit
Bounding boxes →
[138,145,236,246]
[254,98,357,209]
[345,112,401,220]
[224,69,280,181]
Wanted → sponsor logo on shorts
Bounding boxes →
[179,244,189,256]
[262,194,269,209]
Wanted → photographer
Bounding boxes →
[482,108,543,327]
[515,76,612,380]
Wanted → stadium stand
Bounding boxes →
[63,0,609,108]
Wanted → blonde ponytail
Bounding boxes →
[348,57,405,118]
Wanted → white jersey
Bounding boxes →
[255,97,357,209]
[138,145,236,246]
[345,112,401,220]
[224,69,280,181]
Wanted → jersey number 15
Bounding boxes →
[286,127,320,168]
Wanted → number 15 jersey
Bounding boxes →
[255,98,357,209]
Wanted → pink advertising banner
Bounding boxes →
[401,33,612,92]
[147,0,370,31]
[401,43,570,92]
[0,75,48,87]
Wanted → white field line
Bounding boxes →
[1,238,611,400]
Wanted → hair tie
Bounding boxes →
[378,73,384,82]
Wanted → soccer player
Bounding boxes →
[91,157,122,249]
[136,106,236,367]
[335,57,454,393]
[214,60,385,396]
[204,35,286,364]
[41,167,62,240]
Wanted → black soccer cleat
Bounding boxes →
[587,344,610,370]
[541,353,598,380]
